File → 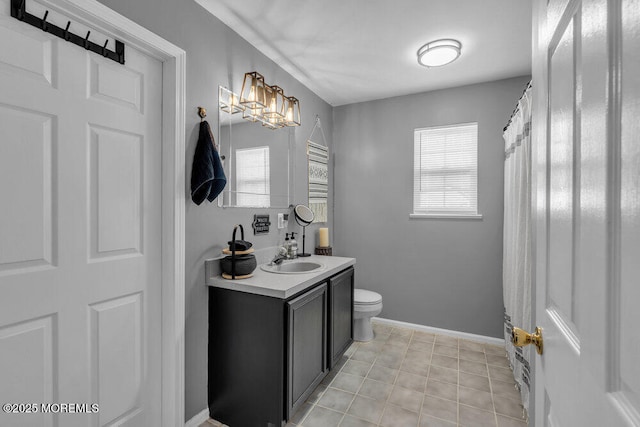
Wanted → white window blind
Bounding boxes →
[413,122,478,215]
[236,146,270,207]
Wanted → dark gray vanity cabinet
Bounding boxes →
[328,267,354,368]
[208,266,354,427]
[287,283,328,418]
[208,287,285,427]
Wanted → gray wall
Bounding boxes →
[333,76,530,338]
[97,0,334,420]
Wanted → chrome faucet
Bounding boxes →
[270,255,287,265]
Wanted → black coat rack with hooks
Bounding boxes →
[10,0,125,65]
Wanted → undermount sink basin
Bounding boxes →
[260,261,325,274]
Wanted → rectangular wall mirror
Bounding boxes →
[217,86,294,208]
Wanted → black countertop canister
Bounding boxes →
[222,224,257,279]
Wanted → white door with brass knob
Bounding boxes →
[531,0,640,426]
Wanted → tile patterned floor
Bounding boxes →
[204,321,528,427]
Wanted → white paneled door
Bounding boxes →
[532,0,640,425]
[0,2,163,426]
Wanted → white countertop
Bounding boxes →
[206,255,355,299]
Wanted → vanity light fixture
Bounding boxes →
[417,39,462,67]
[261,85,286,129]
[240,71,267,109]
[223,72,301,128]
[263,85,286,120]
[219,86,245,114]
[242,106,264,123]
[284,96,301,127]
[261,114,283,129]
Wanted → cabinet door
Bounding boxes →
[208,288,284,427]
[287,283,328,419]
[329,267,354,368]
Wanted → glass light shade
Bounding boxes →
[242,106,264,122]
[240,72,266,109]
[219,86,245,114]
[263,85,286,119]
[261,116,283,130]
[417,39,462,67]
[283,96,301,126]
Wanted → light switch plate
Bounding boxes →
[278,213,284,229]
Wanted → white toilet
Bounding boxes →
[353,289,383,342]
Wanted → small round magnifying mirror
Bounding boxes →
[293,204,314,256]
[294,204,314,225]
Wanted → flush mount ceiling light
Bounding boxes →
[417,39,462,67]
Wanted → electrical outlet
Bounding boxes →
[278,213,284,229]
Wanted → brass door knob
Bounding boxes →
[511,326,544,355]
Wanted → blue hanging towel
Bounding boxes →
[191,121,226,205]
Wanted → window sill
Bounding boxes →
[409,213,483,220]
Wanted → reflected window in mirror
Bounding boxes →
[236,146,270,207]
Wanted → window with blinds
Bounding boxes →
[235,146,270,207]
[413,122,479,216]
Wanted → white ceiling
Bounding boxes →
[196,0,532,106]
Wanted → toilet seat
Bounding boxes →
[354,289,382,305]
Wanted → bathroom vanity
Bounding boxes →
[206,255,355,426]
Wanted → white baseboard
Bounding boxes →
[372,317,505,346]
[185,408,210,427]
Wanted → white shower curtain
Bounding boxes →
[502,82,532,418]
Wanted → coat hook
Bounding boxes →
[41,10,48,31]
[197,107,207,121]
[16,0,25,20]
[115,40,125,64]
[10,0,127,66]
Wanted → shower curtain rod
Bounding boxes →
[503,80,533,132]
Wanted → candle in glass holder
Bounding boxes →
[319,228,329,247]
